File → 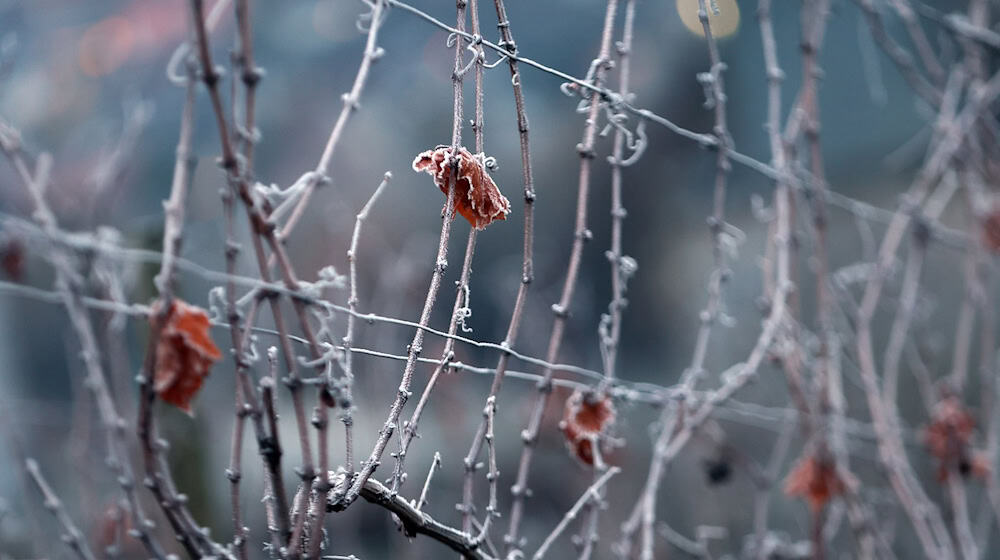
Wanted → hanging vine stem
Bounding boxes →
[187,1,337,556]
[25,459,96,560]
[391,227,477,492]
[448,0,545,551]
[578,1,639,557]
[341,172,392,483]
[280,0,388,240]
[339,0,467,508]
[504,1,619,555]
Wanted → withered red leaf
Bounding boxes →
[412,146,511,230]
[0,236,24,281]
[925,395,984,481]
[983,205,1000,253]
[784,453,844,513]
[559,390,616,466]
[151,299,222,414]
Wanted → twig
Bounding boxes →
[213,15,254,550]
[188,1,328,553]
[882,232,926,410]
[455,0,491,539]
[281,0,387,240]
[853,0,942,106]
[579,3,639,556]
[24,459,96,560]
[656,522,708,559]
[307,400,333,559]
[751,424,795,560]
[394,228,477,492]
[468,396,499,547]
[141,43,227,559]
[326,472,496,560]
[696,0,732,270]
[947,471,978,560]
[886,0,945,83]
[949,250,979,388]
[343,0,466,506]
[504,1,618,553]
[227,384,251,559]
[602,0,637,385]
[196,0,294,553]
[415,452,442,512]
[532,467,620,560]
[342,172,393,478]
[261,361,290,552]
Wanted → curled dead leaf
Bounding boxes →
[412,146,510,230]
[784,453,844,513]
[151,299,222,414]
[559,390,616,466]
[925,395,986,481]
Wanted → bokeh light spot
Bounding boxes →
[676,0,740,38]
[78,17,134,77]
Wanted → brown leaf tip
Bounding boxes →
[784,453,844,513]
[412,146,511,230]
[151,299,222,414]
[560,390,616,466]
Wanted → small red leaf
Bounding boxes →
[151,299,222,414]
[559,390,616,466]
[0,236,24,281]
[925,395,980,481]
[412,146,511,230]
[982,205,1000,253]
[784,453,844,513]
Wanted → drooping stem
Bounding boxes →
[504,2,619,553]
[342,0,467,507]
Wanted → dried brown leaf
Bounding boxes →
[1,236,24,281]
[151,299,222,414]
[925,395,983,481]
[784,453,844,513]
[559,390,616,466]
[983,204,1000,253]
[412,146,511,230]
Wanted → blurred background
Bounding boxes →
[0,0,985,558]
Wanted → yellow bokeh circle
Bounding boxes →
[676,0,740,38]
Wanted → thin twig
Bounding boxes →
[326,472,496,560]
[188,2,328,553]
[505,2,618,553]
[307,400,332,559]
[281,0,387,240]
[342,172,393,478]
[394,228,477,491]
[416,452,442,513]
[24,459,97,560]
[532,467,620,560]
[342,0,466,507]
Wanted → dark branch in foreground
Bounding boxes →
[325,470,495,560]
